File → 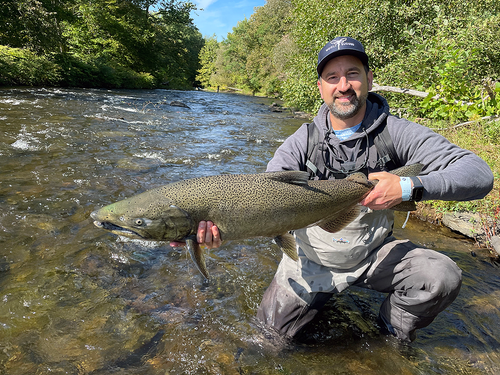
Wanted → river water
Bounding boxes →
[1,87,500,374]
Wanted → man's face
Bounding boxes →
[317,55,373,121]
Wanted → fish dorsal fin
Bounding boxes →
[317,205,361,233]
[346,172,372,187]
[274,233,299,261]
[265,171,310,186]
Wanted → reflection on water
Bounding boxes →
[1,87,500,374]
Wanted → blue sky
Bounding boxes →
[191,0,266,41]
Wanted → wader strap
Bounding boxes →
[305,160,318,175]
[373,123,400,169]
[306,122,322,179]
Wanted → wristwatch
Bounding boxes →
[409,176,424,202]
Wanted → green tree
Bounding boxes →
[243,0,293,96]
[1,0,202,89]
[196,35,218,87]
[0,0,73,54]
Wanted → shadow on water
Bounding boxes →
[1,87,500,374]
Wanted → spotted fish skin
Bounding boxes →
[91,164,422,279]
[91,171,373,278]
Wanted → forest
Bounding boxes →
[0,0,203,89]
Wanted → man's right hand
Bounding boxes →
[169,221,222,249]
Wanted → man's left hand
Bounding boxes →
[360,171,403,210]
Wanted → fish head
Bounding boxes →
[91,193,195,241]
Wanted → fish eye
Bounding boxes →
[135,219,143,226]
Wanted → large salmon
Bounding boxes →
[91,164,422,279]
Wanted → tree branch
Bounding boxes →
[371,83,435,99]
[371,83,474,106]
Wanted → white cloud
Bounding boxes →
[194,0,219,10]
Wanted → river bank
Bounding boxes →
[413,204,500,257]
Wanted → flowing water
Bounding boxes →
[1,87,500,374]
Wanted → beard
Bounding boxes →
[327,90,368,120]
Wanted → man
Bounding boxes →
[175,37,494,342]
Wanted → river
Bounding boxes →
[1,87,500,374]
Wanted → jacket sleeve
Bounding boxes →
[266,123,310,173]
[389,117,494,201]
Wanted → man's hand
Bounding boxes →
[360,171,403,210]
[169,221,222,249]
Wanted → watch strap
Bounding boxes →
[410,176,424,202]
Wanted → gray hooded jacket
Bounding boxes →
[266,93,493,292]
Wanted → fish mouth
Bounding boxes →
[93,220,144,239]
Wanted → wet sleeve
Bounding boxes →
[266,123,310,173]
[389,118,494,201]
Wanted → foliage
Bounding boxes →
[0,0,203,89]
[196,35,219,88]
[0,45,61,86]
[375,8,500,123]
[426,120,500,217]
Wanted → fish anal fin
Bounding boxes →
[317,205,361,233]
[274,233,298,261]
[186,236,209,280]
[265,171,309,186]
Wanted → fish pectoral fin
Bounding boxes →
[274,233,299,261]
[265,171,310,186]
[317,205,361,233]
[186,237,210,280]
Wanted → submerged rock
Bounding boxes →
[170,100,190,109]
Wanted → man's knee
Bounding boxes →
[380,249,462,341]
[416,249,462,303]
[428,251,462,309]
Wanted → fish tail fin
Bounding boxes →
[186,237,210,280]
[386,163,423,211]
[274,233,299,261]
[390,163,424,177]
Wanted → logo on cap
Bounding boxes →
[330,37,355,50]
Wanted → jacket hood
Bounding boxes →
[314,92,390,140]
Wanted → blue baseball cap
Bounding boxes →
[317,37,369,77]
